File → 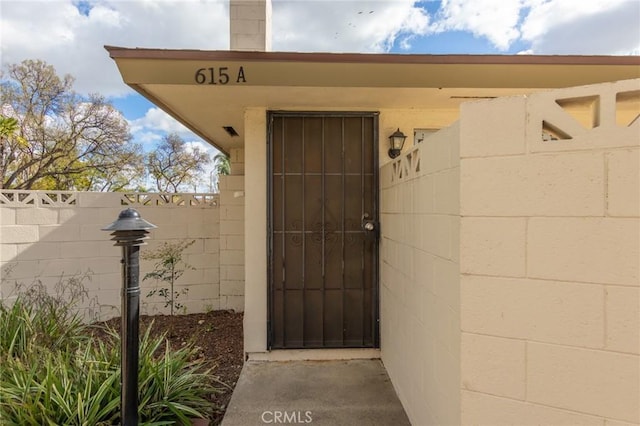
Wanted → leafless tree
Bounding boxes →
[147,133,211,193]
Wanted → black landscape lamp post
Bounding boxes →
[102,208,156,426]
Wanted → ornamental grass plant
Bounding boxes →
[0,276,217,425]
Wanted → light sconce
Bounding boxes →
[388,128,407,159]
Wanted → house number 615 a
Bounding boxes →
[194,66,247,84]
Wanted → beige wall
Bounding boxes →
[240,108,460,354]
[218,148,246,311]
[378,108,459,165]
[0,192,220,320]
[378,78,639,425]
[243,107,268,353]
[459,78,639,425]
[380,124,461,425]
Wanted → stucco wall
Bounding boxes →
[459,79,639,425]
[241,107,459,354]
[243,107,269,353]
[380,123,461,425]
[378,107,459,167]
[0,191,220,320]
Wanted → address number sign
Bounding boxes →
[194,66,246,85]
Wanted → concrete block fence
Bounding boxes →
[0,191,233,320]
[380,123,461,425]
[380,78,639,426]
[218,148,246,312]
[457,79,639,425]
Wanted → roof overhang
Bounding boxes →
[106,47,640,153]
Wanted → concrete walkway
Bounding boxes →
[221,359,411,426]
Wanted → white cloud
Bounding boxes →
[432,0,523,50]
[129,107,197,144]
[520,0,640,54]
[521,0,619,41]
[2,0,636,99]
[272,0,431,52]
[2,0,636,167]
[1,0,229,97]
[185,140,214,155]
[273,0,639,55]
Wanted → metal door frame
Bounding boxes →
[266,111,380,349]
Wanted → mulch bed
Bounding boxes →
[91,310,244,425]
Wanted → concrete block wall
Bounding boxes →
[0,192,221,320]
[459,79,640,425]
[230,147,245,176]
[229,0,271,51]
[218,147,246,311]
[380,123,461,426]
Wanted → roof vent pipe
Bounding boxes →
[229,0,272,52]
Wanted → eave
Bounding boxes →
[106,47,640,153]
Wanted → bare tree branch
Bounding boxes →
[147,133,211,193]
[1,60,143,191]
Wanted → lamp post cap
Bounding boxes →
[390,128,406,139]
[102,208,157,232]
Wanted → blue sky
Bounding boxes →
[111,95,156,122]
[391,30,529,54]
[1,0,639,187]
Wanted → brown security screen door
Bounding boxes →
[268,112,379,349]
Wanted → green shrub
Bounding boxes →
[0,274,90,357]
[0,343,121,425]
[142,327,219,422]
[0,299,33,358]
[0,277,217,425]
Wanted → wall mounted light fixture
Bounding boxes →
[388,128,407,159]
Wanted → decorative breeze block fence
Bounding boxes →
[379,78,639,426]
[0,191,224,321]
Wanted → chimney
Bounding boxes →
[230,0,272,51]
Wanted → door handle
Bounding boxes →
[361,213,378,239]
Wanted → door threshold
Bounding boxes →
[247,348,381,362]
